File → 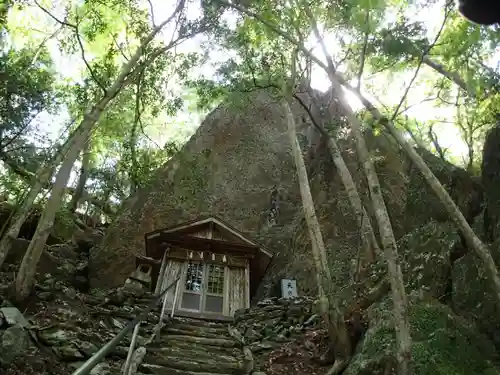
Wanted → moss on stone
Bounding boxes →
[452,238,500,349]
[173,151,210,204]
[397,221,459,297]
[345,300,500,375]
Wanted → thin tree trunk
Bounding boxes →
[324,76,413,375]
[309,89,380,266]
[359,100,500,306]
[326,136,379,266]
[391,36,476,97]
[14,2,189,300]
[329,78,413,375]
[129,112,140,194]
[302,5,413,374]
[294,91,380,272]
[0,135,73,268]
[15,125,90,299]
[129,74,144,194]
[420,55,475,97]
[283,99,352,374]
[69,134,91,213]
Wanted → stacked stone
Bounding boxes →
[0,288,159,375]
[232,296,320,372]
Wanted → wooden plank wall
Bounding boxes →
[227,267,247,316]
[190,227,212,239]
[160,259,184,310]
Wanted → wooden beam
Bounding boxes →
[244,261,250,309]
[154,250,169,295]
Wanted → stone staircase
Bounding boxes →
[138,316,247,375]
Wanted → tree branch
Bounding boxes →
[0,152,114,215]
[391,8,448,121]
[146,0,156,26]
[356,11,370,91]
[33,0,107,93]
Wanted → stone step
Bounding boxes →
[138,364,235,375]
[169,317,230,329]
[146,346,243,364]
[143,353,244,374]
[147,339,242,356]
[168,322,230,336]
[164,327,229,339]
[158,335,238,348]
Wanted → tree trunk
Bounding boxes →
[0,136,73,268]
[326,135,379,267]
[300,88,380,268]
[302,5,413,374]
[129,116,140,194]
[129,75,143,194]
[214,2,413,373]
[69,134,91,213]
[15,125,90,299]
[366,108,500,305]
[14,3,188,300]
[283,99,352,374]
[393,36,476,97]
[420,55,475,97]
[325,84,413,375]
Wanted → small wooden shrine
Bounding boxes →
[134,216,273,320]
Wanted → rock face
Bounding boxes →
[345,297,500,375]
[90,90,309,290]
[229,295,500,375]
[482,122,500,242]
[452,236,500,348]
[90,88,481,299]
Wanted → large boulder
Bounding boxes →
[89,90,308,290]
[89,88,482,300]
[452,237,500,348]
[398,221,459,298]
[344,298,500,375]
[482,123,500,241]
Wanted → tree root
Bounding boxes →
[326,357,350,375]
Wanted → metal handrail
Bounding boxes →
[152,274,181,344]
[71,277,181,375]
[124,276,181,374]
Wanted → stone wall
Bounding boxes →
[231,296,326,374]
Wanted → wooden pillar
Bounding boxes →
[244,260,250,308]
[223,266,230,316]
[154,247,169,295]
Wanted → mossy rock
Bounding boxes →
[452,237,500,349]
[344,300,500,375]
[398,221,459,298]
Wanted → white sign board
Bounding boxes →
[281,279,297,299]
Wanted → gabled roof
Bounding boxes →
[143,216,274,297]
[145,216,270,254]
